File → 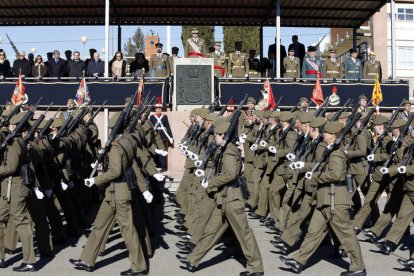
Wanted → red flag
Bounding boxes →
[11,72,27,105]
[263,79,276,110]
[137,77,144,106]
[311,76,324,106]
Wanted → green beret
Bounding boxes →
[270,111,280,118]
[247,97,257,105]
[194,108,209,119]
[324,121,343,134]
[9,112,25,125]
[279,111,293,122]
[108,112,121,128]
[52,118,65,128]
[326,113,336,121]
[338,112,350,119]
[373,115,388,125]
[392,119,406,128]
[263,110,271,119]
[299,112,314,123]
[205,112,218,121]
[310,117,326,128]
[214,119,230,134]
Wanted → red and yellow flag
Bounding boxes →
[371,73,383,106]
[311,76,324,106]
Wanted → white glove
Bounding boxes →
[229,74,233,78]
[376,105,380,111]
[240,133,247,139]
[269,146,277,154]
[155,149,164,155]
[380,167,389,175]
[84,178,95,187]
[153,173,166,182]
[161,150,168,156]
[90,162,97,169]
[239,137,246,144]
[201,179,208,188]
[143,190,153,203]
[45,189,53,198]
[295,161,305,169]
[367,154,374,161]
[286,153,296,161]
[68,181,75,189]
[344,150,348,155]
[398,166,407,174]
[34,187,44,200]
[244,74,249,78]
[260,140,267,147]
[250,144,257,151]
[168,138,174,144]
[289,163,296,170]
[61,182,68,191]
[305,171,313,180]
[195,169,205,177]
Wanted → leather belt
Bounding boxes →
[232,66,245,68]
[351,157,366,163]
[327,71,339,73]
[286,70,297,72]
[368,73,377,75]
[347,70,359,73]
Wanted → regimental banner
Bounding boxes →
[218,81,409,108]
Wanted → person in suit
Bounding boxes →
[47,50,67,78]
[288,35,306,70]
[267,40,286,77]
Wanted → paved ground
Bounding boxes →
[1,190,413,276]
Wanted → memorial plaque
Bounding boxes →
[174,58,214,111]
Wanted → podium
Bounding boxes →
[173,58,214,111]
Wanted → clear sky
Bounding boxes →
[0,25,329,61]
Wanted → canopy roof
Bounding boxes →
[1,0,388,27]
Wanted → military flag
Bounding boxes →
[311,76,324,106]
[11,72,28,105]
[137,77,144,107]
[371,73,383,106]
[263,79,276,110]
[75,78,90,107]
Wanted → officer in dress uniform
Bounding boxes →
[184,28,206,58]
[400,100,412,121]
[168,47,180,76]
[357,95,369,113]
[363,51,382,80]
[283,47,300,79]
[344,49,362,80]
[301,46,323,79]
[206,41,227,78]
[228,41,249,78]
[323,49,343,79]
[149,43,170,78]
[248,49,261,78]
[59,98,76,120]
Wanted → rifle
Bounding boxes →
[329,99,351,122]
[0,104,22,128]
[208,96,220,112]
[89,95,136,178]
[370,99,405,155]
[344,107,376,152]
[140,100,156,124]
[1,98,42,150]
[125,96,155,134]
[0,106,5,118]
[25,102,53,142]
[6,34,19,57]
[66,106,90,134]
[256,97,284,146]
[314,97,331,117]
[38,107,62,138]
[290,99,301,113]
[305,112,362,179]
[86,100,107,127]
[348,99,361,120]
[381,112,414,170]
[52,114,73,142]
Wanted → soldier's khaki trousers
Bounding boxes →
[255,175,270,217]
[80,199,147,272]
[187,198,264,273]
[385,192,414,245]
[269,174,287,221]
[189,191,215,245]
[248,167,264,208]
[293,205,365,272]
[0,196,35,264]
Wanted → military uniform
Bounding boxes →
[363,51,382,80]
[149,53,170,78]
[344,58,362,80]
[283,56,300,78]
[206,51,227,78]
[323,57,343,79]
[248,55,261,78]
[228,51,249,78]
[301,54,323,79]
[184,28,206,58]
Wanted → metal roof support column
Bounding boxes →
[167,25,171,55]
[276,0,281,79]
[104,0,110,77]
[353,27,357,50]
[390,0,396,79]
[260,26,263,60]
[117,24,122,52]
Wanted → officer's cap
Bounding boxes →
[172,47,179,51]
[67,98,75,104]
[329,49,336,53]
[205,113,218,122]
[279,111,293,122]
[392,119,406,129]
[288,47,295,52]
[247,97,257,104]
[263,110,271,119]
[369,51,376,56]
[249,49,256,53]
[326,113,336,121]
[349,48,358,54]
[214,117,230,134]
[339,112,350,119]
[214,41,222,46]
[190,108,197,117]
[270,111,280,118]
[307,46,317,52]
[52,118,65,128]
[324,121,343,134]
[191,28,199,34]
[299,113,314,123]
[194,108,209,119]
[373,115,388,125]
[155,43,163,48]
[300,97,309,103]
[359,94,368,101]
[9,112,25,125]
[310,117,326,128]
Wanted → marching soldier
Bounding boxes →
[357,95,369,113]
[400,99,412,121]
[363,51,382,80]
[301,46,323,79]
[344,49,362,80]
[283,47,300,79]
[168,47,180,76]
[184,28,206,58]
[149,43,170,78]
[248,49,261,78]
[228,41,249,78]
[206,41,227,78]
[298,97,309,112]
[323,49,343,79]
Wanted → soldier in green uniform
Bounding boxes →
[363,51,382,80]
[177,118,264,276]
[149,43,170,78]
[228,41,249,78]
[400,99,412,121]
[248,49,261,78]
[206,41,227,78]
[168,47,180,76]
[357,95,369,113]
[283,47,300,78]
[323,49,343,79]
[69,113,148,275]
[280,121,366,276]
[301,46,323,79]
[184,28,206,58]
[344,49,362,80]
